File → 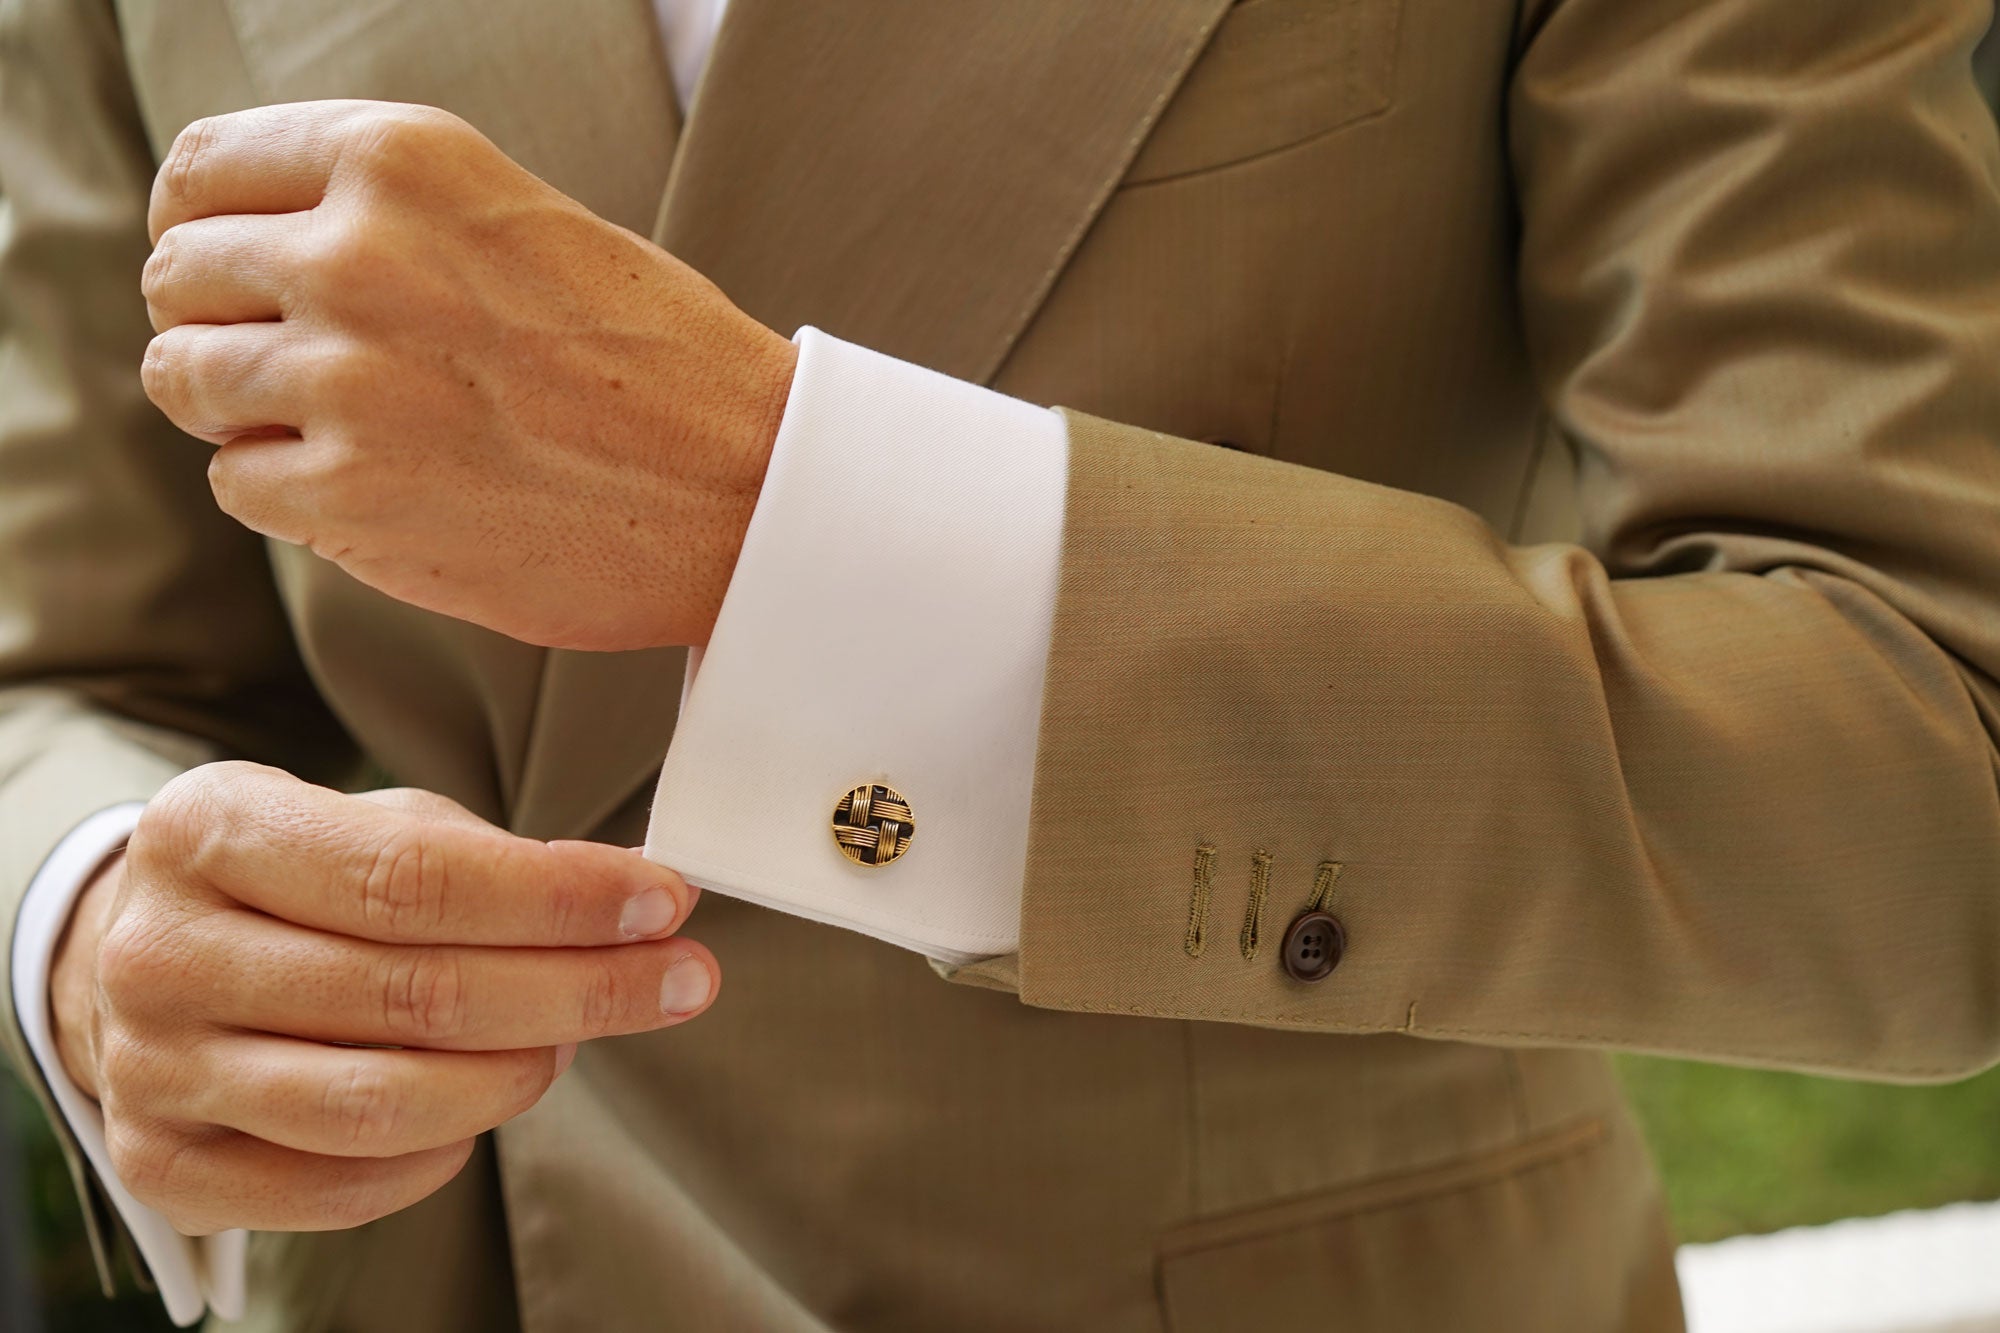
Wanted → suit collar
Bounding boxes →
[648,0,1231,383]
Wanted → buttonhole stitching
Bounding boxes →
[1239,849,1272,961]
[1305,859,1344,913]
[1186,844,1215,958]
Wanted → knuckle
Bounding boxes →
[360,829,447,938]
[299,217,385,303]
[322,1060,401,1151]
[102,1119,154,1192]
[139,768,207,841]
[309,345,387,430]
[136,762,253,878]
[346,105,460,174]
[92,1026,154,1102]
[301,462,369,541]
[380,946,467,1043]
[543,880,580,945]
[92,924,141,1006]
[302,221,405,317]
[105,1116,187,1208]
[339,128,411,196]
[143,770,239,888]
[139,332,186,415]
[574,956,623,1039]
[207,447,312,545]
[205,446,262,529]
[394,103,466,134]
[358,787,449,818]
[140,233,181,305]
[94,913,193,1012]
[161,116,217,216]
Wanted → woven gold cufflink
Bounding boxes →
[833,783,914,866]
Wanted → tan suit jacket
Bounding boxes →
[5,0,2000,1328]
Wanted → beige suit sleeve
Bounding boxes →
[0,0,352,1287]
[1003,0,2000,1082]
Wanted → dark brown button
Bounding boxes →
[1279,910,1345,982]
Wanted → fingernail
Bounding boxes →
[658,956,712,1015]
[553,1042,578,1077]
[619,886,679,939]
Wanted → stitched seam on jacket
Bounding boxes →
[982,11,1226,382]
[1115,97,1401,193]
[1121,0,1409,192]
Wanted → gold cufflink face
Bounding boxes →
[833,783,914,866]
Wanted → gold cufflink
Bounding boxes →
[833,783,914,866]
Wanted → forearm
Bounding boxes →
[1010,413,2000,1079]
[651,323,1998,1080]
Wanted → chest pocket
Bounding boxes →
[1124,0,1407,186]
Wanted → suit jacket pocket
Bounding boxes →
[1156,1116,1684,1333]
[1123,0,1406,186]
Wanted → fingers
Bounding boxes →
[139,763,695,948]
[195,909,719,1050]
[106,1114,474,1235]
[149,101,387,243]
[166,1035,562,1159]
[143,212,300,332]
[142,322,311,443]
[149,101,483,243]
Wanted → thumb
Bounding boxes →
[354,786,495,831]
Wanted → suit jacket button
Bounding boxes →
[1279,910,1345,982]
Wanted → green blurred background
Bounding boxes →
[9,1056,2000,1330]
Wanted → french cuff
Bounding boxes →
[11,804,246,1327]
[645,327,1068,964]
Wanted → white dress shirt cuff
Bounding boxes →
[645,327,1068,963]
[10,804,246,1327]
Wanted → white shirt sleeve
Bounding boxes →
[644,327,1068,963]
[10,804,247,1328]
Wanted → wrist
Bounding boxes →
[50,850,122,1101]
[737,328,797,497]
[683,325,797,647]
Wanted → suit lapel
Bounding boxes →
[657,0,1233,382]
[511,0,1231,841]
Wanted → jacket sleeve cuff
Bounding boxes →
[644,327,1067,964]
[10,803,245,1326]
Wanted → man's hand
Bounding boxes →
[139,100,798,652]
[46,762,715,1235]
